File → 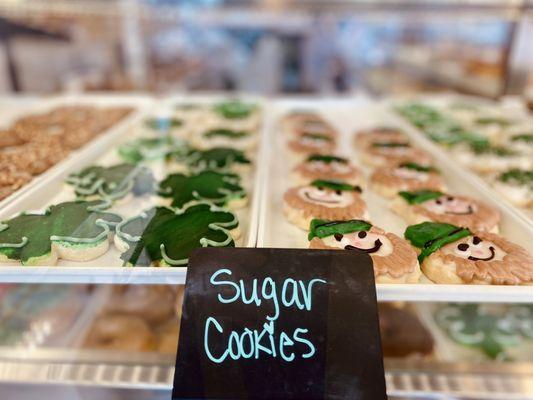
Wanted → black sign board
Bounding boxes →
[172,248,386,400]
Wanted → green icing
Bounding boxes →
[306,154,347,164]
[398,190,444,205]
[118,136,187,163]
[475,117,513,127]
[213,101,256,119]
[371,142,410,148]
[498,169,533,189]
[398,162,438,173]
[117,202,238,267]
[0,201,121,265]
[404,222,471,262]
[183,147,251,171]
[203,128,250,139]
[308,219,372,241]
[470,142,517,157]
[144,117,183,130]
[158,170,245,208]
[436,304,521,360]
[511,134,533,143]
[66,163,155,200]
[310,180,361,193]
[301,133,332,142]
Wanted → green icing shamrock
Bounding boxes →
[158,170,245,208]
[213,101,256,119]
[181,147,251,171]
[66,163,155,200]
[0,201,122,265]
[116,202,238,267]
[436,304,521,360]
[118,136,187,163]
[203,128,250,139]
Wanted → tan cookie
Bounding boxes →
[292,154,364,186]
[354,127,407,149]
[360,142,431,167]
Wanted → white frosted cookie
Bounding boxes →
[405,222,533,285]
[292,154,364,186]
[370,161,445,198]
[492,169,533,208]
[391,190,500,233]
[308,219,421,283]
[283,180,367,230]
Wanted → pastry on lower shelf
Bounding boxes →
[66,163,155,202]
[105,286,176,324]
[0,129,26,148]
[2,141,69,175]
[287,133,336,160]
[84,315,156,352]
[404,222,533,285]
[158,170,247,209]
[115,201,240,267]
[308,219,420,283]
[156,319,181,354]
[0,200,122,266]
[191,128,257,151]
[391,190,500,233]
[283,180,367,230]
[492,169,532,208]
[353,126,407,149]
[292,154,364,186]
[118,136,187,164]
[0,163,32,201]
[181,147,251,173]
[359,141,432,167]
[379,304,434,358]
[370,162,445,198]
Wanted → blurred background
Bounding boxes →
[0,0,530,101]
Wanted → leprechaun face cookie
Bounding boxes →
[287,133,336,160]
[283,180,367,230]
[370,162,445,198]
[404,222,533,285]
[360,141,432,167]
[308,219,421,283]
[391,190,500,233]
[354,126,407,149]
[292,154,364,186]
[0,200,121,266]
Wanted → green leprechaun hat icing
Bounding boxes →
[404,222,471,263]
[310,179,362,193]
[308,219,372,241]
[306,154,348,164]
[398,190,443,205]
[398,162,438,173]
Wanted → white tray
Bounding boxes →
[257,97,533,303]
[0,95,264,284]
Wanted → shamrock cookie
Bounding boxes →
[67,163,155,201]
[283,180,367,230]
[454,142,531,173]
[360,141,432,167]
[308,219,421,283]
[181,147,251,172]
[211,101,260,131]
[287,133,336,160]
[493,169,532,208]
[115,201,239,267]
[0,200,121,266]
[118,136,187,163]
[292,154,363,186]
[354,126,407,149]
[191,128,256,151]
[391,190,500,233]
[404,222,533,285]
[158,170,246,208]
[370,162,445,198]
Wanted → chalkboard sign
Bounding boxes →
[172,248,386,400]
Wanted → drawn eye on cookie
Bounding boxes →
[423,196,475,215]
[298,185,353,207]
[447,236,503,262]
[324,230,392,255]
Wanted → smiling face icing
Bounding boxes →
[422,195,475,215]
[442,235,506,262]
[322,230,393,256]
[298,184,355,208]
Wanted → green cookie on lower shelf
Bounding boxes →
[181,147,251,172]
[158,170,246,208]
[115,201,240,267]
[118,136,187,163]
[66,163,155,201]
[0,201,122,266]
